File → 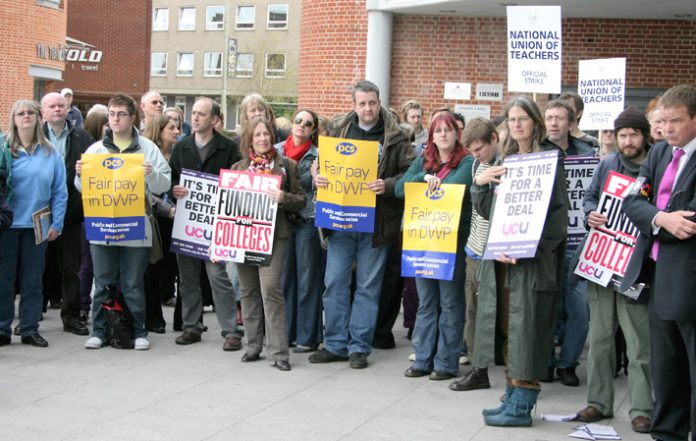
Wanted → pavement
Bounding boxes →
[2,305,651,441]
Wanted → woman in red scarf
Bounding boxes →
[230,117,306,371]
[274,109,324,353]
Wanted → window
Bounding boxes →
[175,96,187,119]
[177,53,194,76]
[235,53,253,78]
[37,0,63,10]
[150,53,167,76]
[236,6,255,29]
[152,8,169,31]
[204,52,222,77]
[206,6,224,30]
[178,7,196,30]
[267,4,288,29]
[265,53,286,78]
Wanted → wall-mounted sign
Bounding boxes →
[475,83,504,101]
[36,43,66,62]
[454,104,491,121]
[227,38,238,77]
[444,82,471,100]
[65,37,103,72]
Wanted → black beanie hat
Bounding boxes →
[614,107,650,133]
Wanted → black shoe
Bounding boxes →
[79,311,89,323]
[404,367,430,377]
[308,348,349,363]
[429,370,457,381]
[241,353,261,362]
[13,325,20,336]
[349,352,368,369]
[557,367,580,386]
[539,366,555,383]
[274,360,291,371]
[64,321,89,336]
[0,334,10,346]
[372,334,396,349]
[449,367,491,391]
[21,333,48,348]
[406,328,413,340]
[147,325,166,334]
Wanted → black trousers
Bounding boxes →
[43,224,83,325]
[648,295,696,441]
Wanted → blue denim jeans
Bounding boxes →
[412,255,466,375]
[0,229,48,337]
[550,249,589,368]
[89,244,150,340]
[282,223,324,347]
[323,231,390,356]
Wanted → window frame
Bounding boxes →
[178,6,196,31]
[267,4,288,30]
[235,5,255,30]
[235,53,254,78]
[205,5,225,31]
[265,52,286,78]
[176,52,194,77]
[152,7,169,31]
[203,52,223,77]
[150,52,168,77]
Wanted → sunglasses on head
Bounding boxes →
[294,117,314,128]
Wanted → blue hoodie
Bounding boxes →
[9,144,67,232]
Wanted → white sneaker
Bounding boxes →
[134,338,150,350]
[84,336,104,349]
[459,355,470,365]
[408,353,416,362]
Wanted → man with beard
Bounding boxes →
[574,107,653,433]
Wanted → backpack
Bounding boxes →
[101,285,135,349]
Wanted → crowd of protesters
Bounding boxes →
[1,82,695,438]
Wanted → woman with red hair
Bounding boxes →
[395,112,473,381]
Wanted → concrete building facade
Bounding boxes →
[149,0,301,130]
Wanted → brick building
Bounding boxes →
[297,0,696,120]
[63,0,152,109]
[0,0,66,131]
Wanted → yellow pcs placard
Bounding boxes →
[316,136,378,208]
[402,182,465,253]
[81,153,145,218]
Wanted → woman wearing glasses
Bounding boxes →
[470,96,568,426]
[0,100,68,348]
[230,117,306,370]
[274,109,323,353]
[142,113,181,333]
[395,112,473,381]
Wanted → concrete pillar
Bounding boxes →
[365,5,393,106]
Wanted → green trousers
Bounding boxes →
[586,282,653,419]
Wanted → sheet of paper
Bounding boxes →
[541,413,578,422]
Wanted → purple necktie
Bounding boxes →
[651,148,685,260]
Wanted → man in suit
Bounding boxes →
[621,84,696,441]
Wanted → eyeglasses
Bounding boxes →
[508,116,531,124]
[108,111,132,119]
[150,100,163,105]
[433,127,454,134]
[294,117,314,128]
[15,111,36,117]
